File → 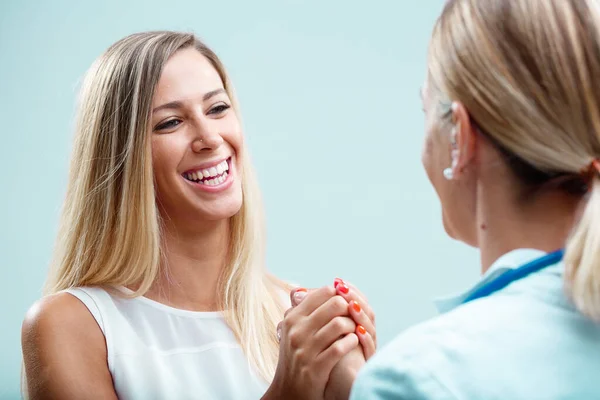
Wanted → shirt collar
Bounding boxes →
[433,248,548,313]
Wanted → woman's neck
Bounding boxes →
[476,183,581,274]
[145,219,231,311]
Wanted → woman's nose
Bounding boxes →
[190,121,225,153]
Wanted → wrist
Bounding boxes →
[263,373,293,400]
[324,364,358,400]
[262,379,283,400]
[261,387,279,400]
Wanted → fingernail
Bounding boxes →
[338,283,349,294]
[293,288,307,304]
[352,301,361,313]
[334,278,343,288]
[357,325,367,335]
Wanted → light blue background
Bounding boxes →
[0,0,478,397]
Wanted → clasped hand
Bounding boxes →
[265,279,376,400]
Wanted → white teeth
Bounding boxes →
[187,159,231,183]
[202,175,226,186]
[187,172,228,185]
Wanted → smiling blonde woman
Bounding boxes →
[21,31,376,400]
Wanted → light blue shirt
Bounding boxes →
[350,249,600,400]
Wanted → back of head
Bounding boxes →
[428,0,600,320]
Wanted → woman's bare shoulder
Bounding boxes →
[21,292,117,399]
[22,291,102,342]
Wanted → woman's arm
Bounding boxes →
[21,293,118,400]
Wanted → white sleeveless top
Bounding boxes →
[65,286,276,400]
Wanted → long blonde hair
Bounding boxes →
[428,0,600,320]
[44,31,286,380]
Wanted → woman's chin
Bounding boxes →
[441,211,458,240]
[204,209,242,222]
[441,212,478,247]
[192,200,243,222]
[178,183,244,222]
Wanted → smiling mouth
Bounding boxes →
[183,158,230,186]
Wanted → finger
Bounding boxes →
[276,321,282,343]
[306,295,350,333]
[280,287,341,347]
[336,279,373,318]
[356,325,376,360]
[289,287,308,307]
[312,316,356,353]
[315,333,359,373]
[337,280,368,301]
[279,307,300,346]
[349,300,376,345]
[335,279,375,326]
[341,281,369,305]
[335,280,362,308]
[292,285,338,316]
[283,306,294,319]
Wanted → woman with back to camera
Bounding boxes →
[21,31,376,400]
[349,0,600,398]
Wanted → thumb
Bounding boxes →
[290,288,308,306]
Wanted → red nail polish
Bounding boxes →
[357,325,367,335]
[338,283,349,294]
[334,278,343,288]
[296,288,307,292]
[352,301,361,313]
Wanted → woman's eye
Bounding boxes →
[208,104,231,115]
[155,119,181,131]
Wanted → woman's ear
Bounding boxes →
[449,101,477,179]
